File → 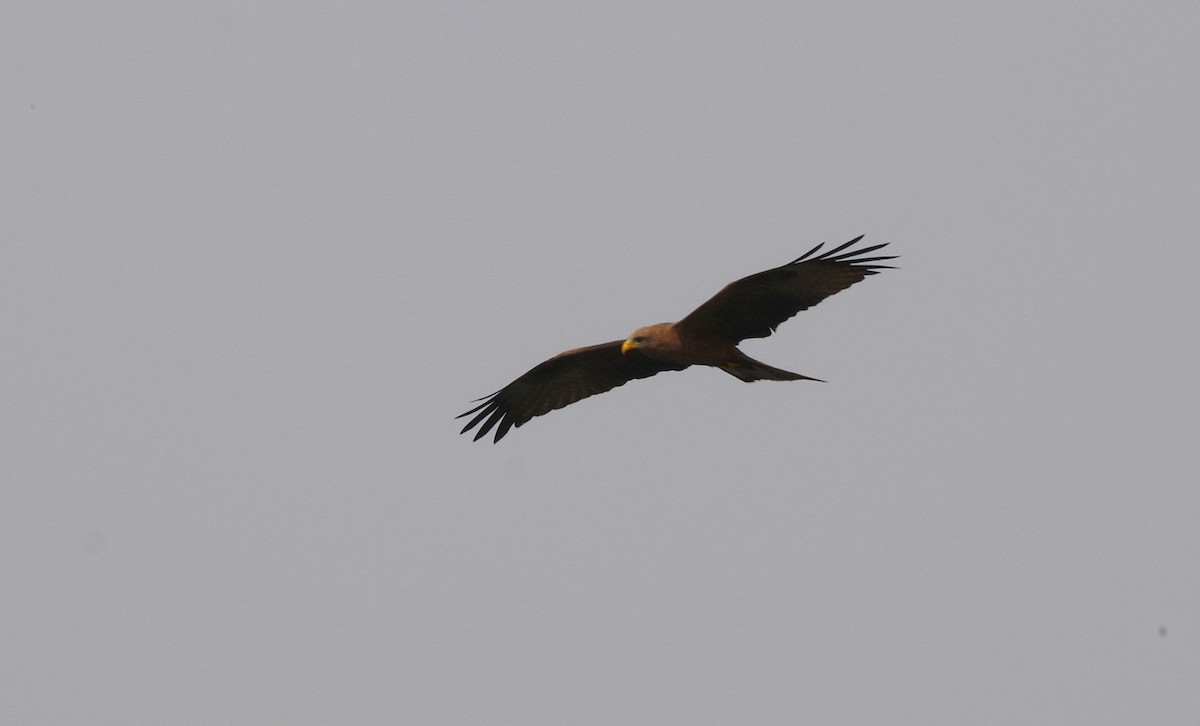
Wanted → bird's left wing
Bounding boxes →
[458,341,680,443]
[675,236,895,343]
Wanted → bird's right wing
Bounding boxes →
[457,341,680,443]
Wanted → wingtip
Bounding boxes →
[791,235,890,266]
[790,241,825,264]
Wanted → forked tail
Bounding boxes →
[720,351,824,383]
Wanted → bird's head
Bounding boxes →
[621,323,672,355]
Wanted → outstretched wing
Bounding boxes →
[675,236,895,343]
[457,341,681,443]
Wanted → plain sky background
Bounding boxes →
[4,2,1199,724]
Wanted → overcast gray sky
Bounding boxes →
[5,2,1200,724]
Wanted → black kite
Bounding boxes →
[459,236,895,442]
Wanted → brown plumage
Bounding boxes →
[458,236,895,442]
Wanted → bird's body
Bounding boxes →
[459,236,895,442]
[622,322,812,381]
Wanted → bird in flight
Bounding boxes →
[458,236,895,442]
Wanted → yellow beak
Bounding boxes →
[620,339,638,355]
